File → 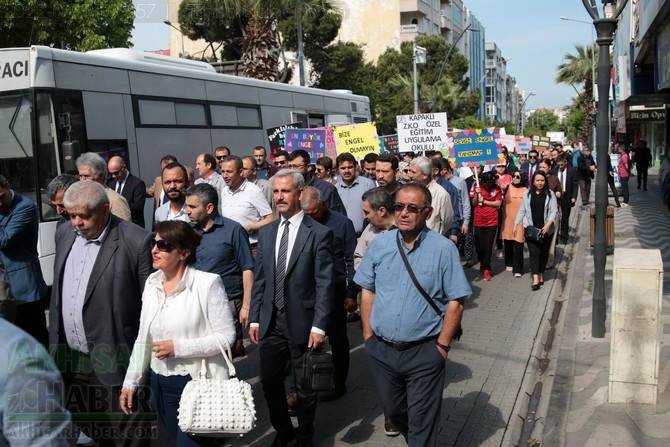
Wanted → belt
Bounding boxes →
[376,335,437,351]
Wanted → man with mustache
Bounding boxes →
[154,162,190,224]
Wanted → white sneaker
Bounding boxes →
[514,273,522,278]
[77,432,95,446]
[620,203,630,207]
[506,266,513,272]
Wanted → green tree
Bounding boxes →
[556,43,598,143]
[179,0,338,81]
[527,109,561,135]
[369,35,479,134]
[0,0,134,50]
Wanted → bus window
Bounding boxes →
[34,92,61,221]
[0,92,38,207]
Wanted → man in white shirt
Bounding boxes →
[219,155,275,251]
[154,162,190,224]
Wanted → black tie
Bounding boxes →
[274,220,290,310]
[116,182,121,194]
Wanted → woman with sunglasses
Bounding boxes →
[513,171,558,290]
[500,171,528,276]
[470,171,503,281]
[119,220,236,446]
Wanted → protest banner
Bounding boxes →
[379,134,399,154]
[515,137,533,154]
[333,122,380,157]
[285,128,326,161]
[396,112,449,153]
[444,128,503,168]
[266,122,301,154]
[497,134,517,153]
[324,127,337,159]
[531,135,551,152]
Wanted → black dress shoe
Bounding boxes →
[271,432,296,447]
[531,283,540,291]
[539,280,544,286]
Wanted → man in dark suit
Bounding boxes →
[107,156,147,228]
[519,148,540,188]
[49,180,153,447]
[553,153,580,244]
[249,169,335,447]
[0,175,48,344]
[633,139,653,190]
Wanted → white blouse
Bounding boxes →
[123,267,236,391]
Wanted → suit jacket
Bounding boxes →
[519,160,540,188]
[250,215,335,343]
[0,193,47,304]
[552,165,580,205]
[108,173,147,228]
[49,216,152,386]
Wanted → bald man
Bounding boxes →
[107,156,147,227]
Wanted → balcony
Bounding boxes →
[441,14,453,30]
[399,0,433,16]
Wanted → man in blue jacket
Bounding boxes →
[0,175,48,345]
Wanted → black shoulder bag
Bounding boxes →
[396,237,463,341]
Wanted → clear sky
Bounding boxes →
[465,0,599,110]
[131,0,600,111]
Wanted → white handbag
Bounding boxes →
[177,334,256,437]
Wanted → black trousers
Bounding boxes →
[527,237,551,275]
[259,309,315,442]
[559,199,574,242]
[61,350,153,447]
[474,225,497,271]
[607,175,621,205]
[637,168,649,189]
[503,240,524,274]
[364,336,446,446]
[328,282,350,386]
[15,299,48,346]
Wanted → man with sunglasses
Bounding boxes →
[355,182,471,446]
[273,150,290,169]
[49,180,153,447]
[107,156,147,228]
[520,149,540,189]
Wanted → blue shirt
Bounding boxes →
[317,209,359,298]
[335,175,376,233]
[192,215,254,300]
[354,227,471,342]
[436,177,462,235]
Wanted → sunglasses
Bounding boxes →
[394,203,426,214]
[216,155,227,161]
[528,156,537,159]
[513,174,521,179]
[403,169,410,173]
[274,160,287,166]
[151,239,176,252]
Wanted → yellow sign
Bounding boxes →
[333,122,380,156]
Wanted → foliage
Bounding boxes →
[368,35,480,134]
[0,0,134,50]
[556,43,598,143]
[526,109,562,135]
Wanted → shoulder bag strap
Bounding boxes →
[396,236,444,318]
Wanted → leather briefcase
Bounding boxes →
[301,349,335,391]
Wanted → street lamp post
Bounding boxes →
[560,15,597,150]
[433,24,480,113]
[582,0,628,338]
[519,91,536,136]
[296,0,306,86]
[163,20,185,57]
[413,43,427,114]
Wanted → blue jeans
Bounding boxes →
[620,177,629,204]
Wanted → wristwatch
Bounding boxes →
[435,340,451,353]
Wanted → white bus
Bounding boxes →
[0,46,371,285]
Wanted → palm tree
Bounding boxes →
[183,0,338,81]
[556,43,598,144]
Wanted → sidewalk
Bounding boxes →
[541,168,670,446]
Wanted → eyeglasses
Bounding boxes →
[288,163,305,169]
[274,160,287,166]
[394,203,426,214]
[151,239,176,252]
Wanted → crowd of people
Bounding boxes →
[0,138,653,447]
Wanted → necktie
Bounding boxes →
[116,182,121,193]
[528,165,534,187]
[274,220,290,310]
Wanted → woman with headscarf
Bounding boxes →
[514,171,558,290]
[500,170,528,277]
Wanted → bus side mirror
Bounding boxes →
[62,140,81,173]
